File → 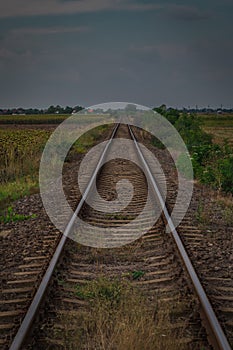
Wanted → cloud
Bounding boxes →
[0,1,208,21]
[127,45,161,65]
[129,43,188,60]
[11,26,90,36]
[0,0,162,18]
[126,42,189,81]
[165,5,210,21]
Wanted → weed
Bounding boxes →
[75,278,122,306]
[195,201,208,225]
[0,206,36,224]
[71,125,109,154]
[132,270,145,280]
[0,177,38,210]
[156,109,233,194]
[56,277,190,349]
[58,281,67,288]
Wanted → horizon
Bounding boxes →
[1,103,233,111]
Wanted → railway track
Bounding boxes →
[1,123,232,349]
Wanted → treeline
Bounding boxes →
[155,104,233,114]
[154,106,233,195]
[0,105,83,115]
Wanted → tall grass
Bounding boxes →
[0,129,50,207]
[0,124,110,208]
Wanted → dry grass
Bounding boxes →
[200,113,233,146]
[203,126,233,146]
[53,277,191,350]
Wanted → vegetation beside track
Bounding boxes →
[0,128,50,208]
[154,107,233,195]
[0,114,68,124]
[0,119,110,210]
[199,113,233,147]
[0,206,36,224]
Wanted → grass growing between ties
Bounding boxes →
[132,270,145,280]
[54,277,190,350]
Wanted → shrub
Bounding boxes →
[156,108,233,194]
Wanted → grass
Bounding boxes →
[0,177,38,210]
[195,194,233,228]
[71,124,110,154]
[203,127,233,146]
[53,277,191,350]
[0,206,36,224]
[0,114,68,124]
[0,128,50,208]
[0,128,50,182]
[195,201,208,225]
[199,113,233,146]
[132,270,145,280]
[215,195,233,226]
[0,122,111,209]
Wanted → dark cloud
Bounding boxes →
[0,0,161,18]
[166,5,210,21]
[0,0,232,108]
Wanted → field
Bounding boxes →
[1,112,232,209]
[0,115,109,209]
[199,113,233,146]
[0,127,51,208]
[0,114,68,124]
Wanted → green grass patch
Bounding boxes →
[72,124,110,154]
[132,270,145,280]
[0,177,39,210]
[75,277,122,304]
[0,206,36,224]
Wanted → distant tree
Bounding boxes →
[125,104,137,114]
[64,106,73,114]
[47,105,56,114]
[73,105,83,113]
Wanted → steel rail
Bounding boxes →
[10,122,231,350]
[128,124,231,350]
[9,123,120,350]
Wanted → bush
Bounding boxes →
[156,108,233,194]
[219,156,233,193]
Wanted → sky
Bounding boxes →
[0,0,233,109]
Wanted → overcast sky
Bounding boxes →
[0,0,232,109]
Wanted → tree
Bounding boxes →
[125,104,137,114]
